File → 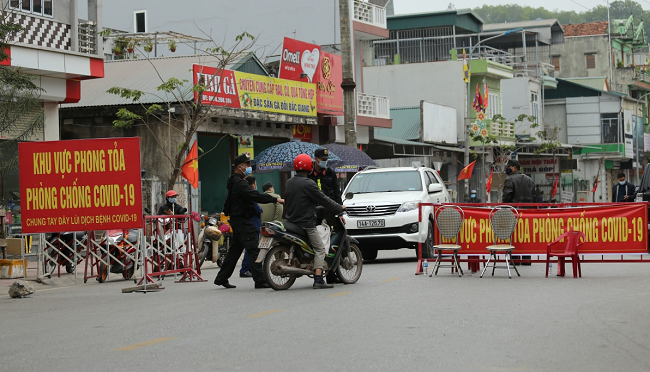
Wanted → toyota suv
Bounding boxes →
[342,167,450,260]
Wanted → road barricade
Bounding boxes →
[84,229,141,283]
[416,202,650,275]
[41,231,88,278]
[138,215,205,285]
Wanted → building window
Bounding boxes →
[601,113,619,143]
[552,55,560,71]
[134,11,147,33]
[488,93,499,120]
[586,54,596,69]
[531,92,539,121]
[10,0,53,17]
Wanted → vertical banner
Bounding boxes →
[237,135,254,158]
[624,110,634,159]
[19,138,143,233]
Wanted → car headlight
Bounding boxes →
[208,217,217,226]
[397,201,419,213]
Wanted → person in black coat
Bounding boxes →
[213,154,284,289]
[612,173,635,202]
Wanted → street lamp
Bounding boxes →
[463,28,523,202]
[634,92,650,185]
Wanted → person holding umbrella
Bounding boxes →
[309,148,344,284]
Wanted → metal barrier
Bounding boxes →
[416,203,650,275]
[40,232,88,279]
[137,215,205,285]
[84,229,141,283]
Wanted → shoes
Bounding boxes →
[313,281,334,289]
[254,282,270,289]
[239,271,253,278]
[326,276,343,284]
[214,279,236,289]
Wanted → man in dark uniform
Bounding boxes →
[214,154,284,289]
[309,148,344,284]
[502,159,534,265]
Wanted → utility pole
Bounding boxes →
[339,0,357,147]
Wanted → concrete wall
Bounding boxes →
[543,100,568,144]
[501,77,541,138]
[363,61,466,142]
[552,35,611,79]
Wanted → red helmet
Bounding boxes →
[166,190,178,198]
[293,154,313,171]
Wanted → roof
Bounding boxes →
[387,8,484,33]
[545,78,625,100]
[375,107,421,141]
[62,53,268,108]
[563,22,608,37]
[482,19,563,32]
[373,136,435,147]
[563,77,609,91]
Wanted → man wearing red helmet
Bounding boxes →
[158,190,187,215]
[285,153,346,289]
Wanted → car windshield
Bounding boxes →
[346,171,422,193]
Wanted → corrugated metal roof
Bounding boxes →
[374,135,435,147]
[482,19,563,32]
[375,107,421,140]
[563,77,609,91]
[387,8,483,33]
[62,52,267,108]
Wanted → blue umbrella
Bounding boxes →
[323,143,377,172]
[252,141,342,173]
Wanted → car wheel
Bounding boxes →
[422,219,434,259]
[361,248,378,260]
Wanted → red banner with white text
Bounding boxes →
[437,204,648,254]
[19,138,143,233]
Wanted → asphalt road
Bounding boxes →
[1,249,650,372]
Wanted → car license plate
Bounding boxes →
[357,219,385,228]
[259,236,273,249]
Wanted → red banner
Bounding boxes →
[19,138,143,233]
[279,37,343,115]
[437,204,648,254]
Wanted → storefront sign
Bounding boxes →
[518,157,558,174]
[292,124,313,141]
[19,138,143,233]
[279,37,343,115]
[437,204,648,254]
[624,110,634,159]
[237,135,254,158]
[193,64,317,117]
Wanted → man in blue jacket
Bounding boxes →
[612,173,635,202]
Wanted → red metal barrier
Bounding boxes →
[138,215,205,285]
[416,202,650,275]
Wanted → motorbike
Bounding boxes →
[96,229,140,283]
[43,231,88,276]
[256,211,362,290]
[197,213,231,268]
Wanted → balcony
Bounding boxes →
[78,21,98,55]
[490,121,515,138]
[354,1,387,29]
[357,93,390,119]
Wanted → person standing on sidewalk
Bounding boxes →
[260,182,283,223]
[612,173,635,202]
[214,154,284,289]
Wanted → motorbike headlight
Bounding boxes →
[208,218,217,226]
[397,201,419,213]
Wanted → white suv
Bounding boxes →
[342,167,451,260]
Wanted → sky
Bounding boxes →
[393,0,650,14]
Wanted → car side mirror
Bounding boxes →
[428,184,443,193]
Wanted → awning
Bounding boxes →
[432,145,464,153]
[374,136,435,156]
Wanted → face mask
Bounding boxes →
[318,160,328,168]
[471,194,476,198]
[168,198,177,204]
[505,168,513,175]
[619,181,626,185]
[244,166,253,176]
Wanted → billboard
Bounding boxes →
[193,64,317,117]
[422,101,457,144]
[19,138,143,233]
[279,37,343,115]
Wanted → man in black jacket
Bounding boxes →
[502,160,534,203]
[309,148,344,284]
[214,153,284,289]
[612,173,635,202]
[286,154,345,289]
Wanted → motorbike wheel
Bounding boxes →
[336,243,363,284]
[263,245,296,291]
[97,263,108,283]
[65,263,75,274]
[198,241,210,268]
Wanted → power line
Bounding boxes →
[570,0,591,11]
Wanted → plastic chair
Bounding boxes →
[480,206,520,279]
[430,205,464,277]
[546,229,585,278]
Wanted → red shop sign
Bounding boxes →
[19,137,143,233]
[292,124,313,141]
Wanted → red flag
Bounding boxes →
[458,160,476,181]
[484,83,489,112]
[551,174,559,199]
[472,84,481,112]
[591,177,598,193]
[486,168,493,194]
[181,141,199,189]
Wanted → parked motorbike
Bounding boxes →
[97,229,139,283]
[256,211,362,290]
[197,213,231,267]
[43,231,88,276]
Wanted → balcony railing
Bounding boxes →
[78,21,98,55]
[490,121,515,138]
[354,0,387,28]
[357,93,390,119]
